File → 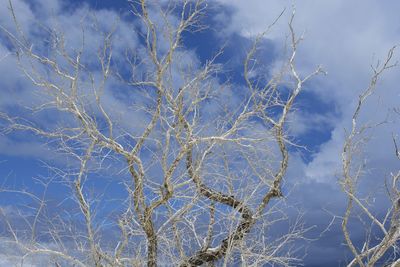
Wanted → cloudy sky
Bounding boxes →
[0,0,399,266]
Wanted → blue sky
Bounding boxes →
[0,0,400,266]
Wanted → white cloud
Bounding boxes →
[0,237,82,267]
[0,0,34,34]
[215,0,400,184]
[288,110,337,137]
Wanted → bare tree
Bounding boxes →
[0,1,323,266]
[340,46,400,267]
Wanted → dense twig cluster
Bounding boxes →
[0,1,322,266]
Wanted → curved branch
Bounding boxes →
[179,147,254,266]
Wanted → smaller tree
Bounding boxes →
[340,46,400,266]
